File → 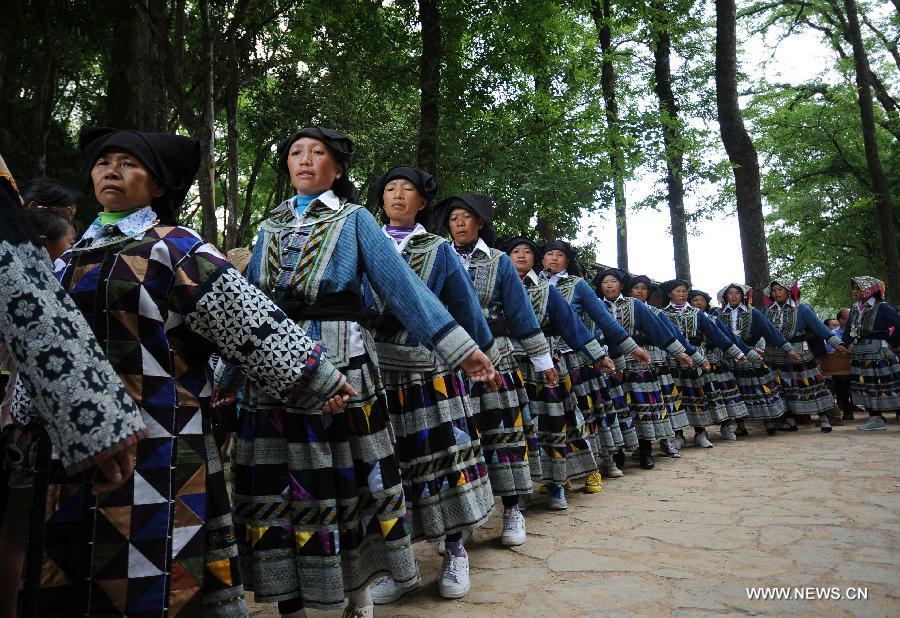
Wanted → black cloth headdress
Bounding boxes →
[688,289,712,303]
[660,279,691,295]
[593,267,628,291]
[276,126,357,200]
[629,274,657,294]
[503,236,542,272]
[541,239,583,276]
[376,165,439,228]
[435,193,496,245]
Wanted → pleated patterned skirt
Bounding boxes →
[850,340,900,413]
[669,361,712,428]
[704,349,748,421]
[728,358,786,420]
[233,352,417,610]
[766,347,834,416]
[381,359,494,542]
[560,350,621,456]
[622,359,675,441]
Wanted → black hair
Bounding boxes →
[24,207,75,241]
[21,177,81,209]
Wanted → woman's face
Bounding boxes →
[91,151,163,211]
[448,208,482,245]
[383,179,425,227]
[770,283,789,303]
[601,275,622,300]
[669,285,689,305]
[509,244,535,276]
[287,137,342,196]
[542,249,569,274]
[726,288,744,306]
[851,283,863,301]
[44,223,76,261]
[630,282,649,302]
[690,294,709,310]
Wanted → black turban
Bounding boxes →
[628,274,657,294]
[542,239,584,276]
[593,267,628,291]
[276,126,357,200]
[80,126,201,224]
[660,279,691,295]
[503,236,541,269]
[376,165,439,228]
[435,193,496,246]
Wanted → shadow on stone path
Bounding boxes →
[249,421,900,617]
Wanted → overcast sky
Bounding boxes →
[576,25,835,302]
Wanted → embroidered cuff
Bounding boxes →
[725,344,743,360]
[296,357,345,407]
[520,330,551,359]
[665,340,686,357]
[618,336,638,356]
[483,338,502,368]
[613,355,626,371]
[781,341,795,354]
[690,350,706,366]
[530,352,554,372]
[826,335,843,350]
[582,339,605,362]
[434,323,480,370]
[746,348,762,364]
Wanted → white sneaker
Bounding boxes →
[603,454,624,478]
[674,434,686,450]
[342,604,374,618]
[438,553,471,599]
[720,424,737,441]
[694,432,714,448]
[858,416,887,431]
[501,507,527,546]
[370,573,421,605]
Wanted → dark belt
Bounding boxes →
[487,317,508,337]
[633,334,651,346]
[373,313,403,339]
[856,330,890,341]
[788,335,808,344]
[276,291,373,326]
[688,337,702,346]
[541,327,559,338]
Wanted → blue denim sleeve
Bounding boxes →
[576,279,629,345]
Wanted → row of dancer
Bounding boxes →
[3,124,898,618]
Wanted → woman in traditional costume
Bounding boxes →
[227,129,496,618]
[364,166,499,603]
[438,194,554,548]
[841,276,900,431]
[594,269,694,469]
[541,242,648,479]
[506,237,611,509]
[660,279,748,448]
[763,279,847,433]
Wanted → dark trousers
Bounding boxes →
[832,375,853,414]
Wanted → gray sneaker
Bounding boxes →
[720,424,737,441]
[370,573,421,605]
[603,454,624,478]
[547,484,568,510]
[674,434,686,450]
[858,416,888,431]
[694,431,714,448]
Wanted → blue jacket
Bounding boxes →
[766,301,843,349]
[719,305,793,354]
[841,300,900,346]
[552,276,637,355]
[524,275,605,361]
[663,305,744,359]
[606,297,687,358]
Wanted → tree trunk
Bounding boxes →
[650,0,691,281]
[105,0,167,131]
[842,0,900,302]
[197,0,217,244]
[237,145,269,247]
[592,0,629,271]
[224,34,240,250]
[417,0,440,175]
[714,0,770,305]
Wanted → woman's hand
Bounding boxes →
[543,367,560,386]
[787,351,802,362]
[92,442,138,496]
[701,360,711,372]
[460,349,497,384]
[833,344,849,355]
[675,352,693,368]
[212,385,238,408]
[320,381,359,413]
[594,356,616,374]
[632,347,652,364]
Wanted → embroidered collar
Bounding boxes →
[857,296,877,311]
[381,223,428,253]
[523,270,542,287]
[472,237,491,259]
[271,189,341,217]
[77,205,158,248]
[542,269,569,285]
[773,299,797,309]
[666,302,689,314]
[725,303,749,313]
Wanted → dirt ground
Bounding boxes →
[248,418,900,617]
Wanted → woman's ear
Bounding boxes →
[151,178,164,198]
[478,218,485,230]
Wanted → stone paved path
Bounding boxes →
[249,420,900,617]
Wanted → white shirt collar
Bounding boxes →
[523,270,541,286]
[726,303,749,313]
[381,223,428,253]
[315,189,341,211]
[543,269,568,285]
[473,237,491,258]
[667,301,689,313]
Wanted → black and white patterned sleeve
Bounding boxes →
[183,266,346,410]
[0,241,147,473]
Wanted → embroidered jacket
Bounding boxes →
[662,304,745,360]
[516,272,605,361]
[605,296,687,358]
[646,303,705,365]
[841,299,900,347]
[454,240,550,361]
[364,226,498,370]
[719,304,792,354]
[765,301,844,350]
[551,274,637,356]
[246,196,478,370]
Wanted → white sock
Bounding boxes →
[349,586,373,607]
